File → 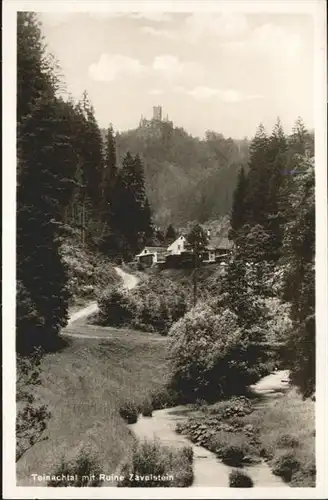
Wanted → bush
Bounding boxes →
[149,387,180,410]
[117,439,193,487]
[119,401,139,424]
[48,445,103,486]
[98,287,136,327]
[229,469,254,487]
[271,451,301,482]
[168,303,265,402]
[219,445,245,467]
[130,276,189,335]
[181,445,194,464]
[276,434,300,449]
[141,400,153,417]
[96,275,188,335]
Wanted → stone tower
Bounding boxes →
[153,105,162,121]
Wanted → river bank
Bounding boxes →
[128,370,315,487]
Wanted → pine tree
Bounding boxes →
[17,12,55,124]
[282,156,315,398]
[111,152,153,258]
[244,123,270,226]
[165,224,177,243]
[229,166,248,239]
[17,13,77,353]
[186,224,208,306]
[266,118,288,260]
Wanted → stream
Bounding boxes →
[129,370,290,487]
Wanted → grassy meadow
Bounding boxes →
[16,323,168,486]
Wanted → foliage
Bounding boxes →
[281,157,315,397]
[168,304,266,402]
[186,223,208,306]
[16,349,51,462]
[114,124,249,227]
[17,13,75,354]
[165,224,177,243]
[119,401,139,424]
[271,451,301,482]
[97,275,189,335]
[60,232,120,305]
[229,469,254,487]
[229,166,248,237]
[219,445,245,466]
[141,402,153,417]
[111,152,153,258]
[98,287,136,327]
[131,276,189,334]
[117,439,193,487]
[47,444,103,486]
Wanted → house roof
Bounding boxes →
[144,246,167,252]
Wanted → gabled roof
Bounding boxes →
[144,246,167,252]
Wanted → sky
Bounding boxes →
[38,10,315,139]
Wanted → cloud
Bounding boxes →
[174,86,263,102]
[149,89,164,95]
[153,55,202,81]
[89,53,202,83]
[131,12,173,22]
[89,53,147,82]
[184,13,249,42]
[88,12,172,23]
[139,13,249,43]
[38,12,74,27]
[222,23,302,61]
[141,26,176,40]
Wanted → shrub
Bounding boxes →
[276,434,300,449]
[98,287,136,327]
[181,445,194,464]
[48,445,103,486]
[219,445,245,467]
[229,469,254,488]
[117,439,193,487]
[141,400,153,417]
[119,401,139,424]
[149,387,179,410]
[168,303,265,402]
[271,451,301,482]
[130,276,189,335]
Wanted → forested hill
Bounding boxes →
[101,125,250,227]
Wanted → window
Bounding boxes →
[177,244,181,251]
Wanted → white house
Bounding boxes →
[135,246,167,267]
[167,235,187,255]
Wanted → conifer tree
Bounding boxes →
[229,166,248,239]
[111,152,153,258]
[186,224,208,306]
[282,156,315,398]
[17,12,55,124]
[244,123,270,227]
[165,224,177,243]
[17,13,77,352]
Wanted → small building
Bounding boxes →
[135,246,167,267]
[167,235,187,255]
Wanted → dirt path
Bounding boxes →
[63,266,139,338]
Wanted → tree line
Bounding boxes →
[229,118,315,398]
[16,12,153,354]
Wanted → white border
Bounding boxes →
[3,1,327,498]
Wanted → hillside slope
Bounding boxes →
[102,125,249,227]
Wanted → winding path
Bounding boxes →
[63,266,139,338]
